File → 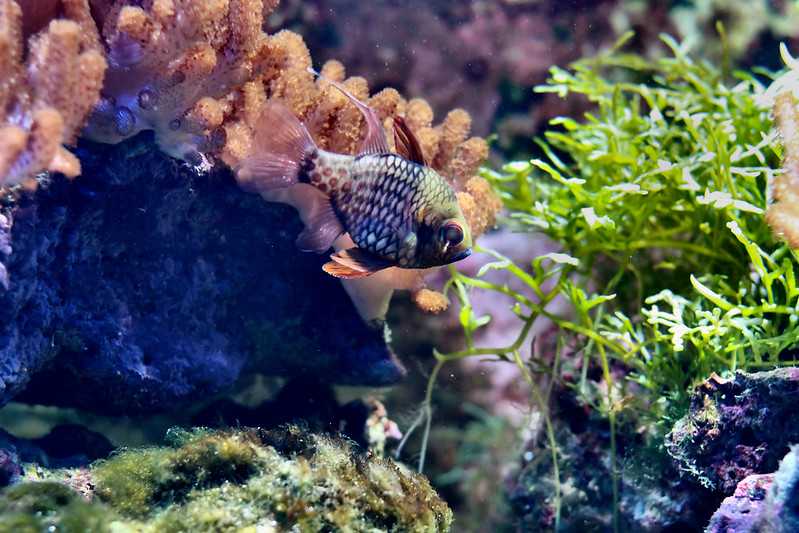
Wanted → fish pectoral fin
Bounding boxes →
[322,247,393,278]
[295,198,345,253]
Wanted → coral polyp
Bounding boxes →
[0,0,105,187]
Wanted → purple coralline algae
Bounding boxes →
[705,473,774,532]
[666,368,799,495]
[0,134,405,414]
[707,446,799,532]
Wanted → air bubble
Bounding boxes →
[137,88,159,110]
[169,118,182,131]
[114,106,136,136]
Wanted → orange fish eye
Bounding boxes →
[440,223,463,246]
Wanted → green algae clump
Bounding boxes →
[0,481,111,533]
[61,426,451,532]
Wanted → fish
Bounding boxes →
[235,71,473,280]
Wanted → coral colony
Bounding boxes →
[0,0,499,312]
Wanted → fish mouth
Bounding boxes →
[451,248,472,262]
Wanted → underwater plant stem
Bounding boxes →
[513,349,562,530]
[582,239,733,262]
[597,341,620,533]
[418,358,445,473]
[436,315,536,363]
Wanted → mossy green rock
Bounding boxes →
[0,426,452,532]
[0,481,108,532]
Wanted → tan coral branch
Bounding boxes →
[769,92,799,248]
[0,0,106,187]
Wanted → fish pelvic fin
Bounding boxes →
[307,67,390,156]
[236,101,317,194]
[323,247,394,279]
[295,195,345,253]
[323,261,372,279]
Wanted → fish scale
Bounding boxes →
[304,152,457,265]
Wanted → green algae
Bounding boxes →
[449,32,798,420]
[0,481,110,533]
[406,33,799,530]
[1,426,451,533]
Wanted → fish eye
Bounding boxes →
[440,223,463,245]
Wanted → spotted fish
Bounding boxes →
[236,73,472,279]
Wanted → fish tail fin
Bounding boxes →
[236,101,317,194]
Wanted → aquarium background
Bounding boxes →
[2,0,799,531]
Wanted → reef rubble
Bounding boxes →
[706,446,799,533]
[667,368,799,494]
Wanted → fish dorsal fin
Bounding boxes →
[392,116,426,165]
[308,67,390,156]
[323,247,393,279]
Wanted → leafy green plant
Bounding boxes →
[405,33,799,531]
[487,32,799,408]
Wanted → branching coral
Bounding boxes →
[2,1,494,208]
[0,0,106,188]
[83,0,280,164]
[78,0,492,201]
[2,0,498,320]
[760,44,799,248]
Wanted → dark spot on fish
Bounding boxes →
[329,177,338,187]
[342,182,351,193]
[298,155,316,184]
[310,172,321,183]
[323,168,333,177]
[185,150,204,167]
[318,183,328,193]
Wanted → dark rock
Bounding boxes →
[705,473,774,532]
[759,446,799,533]
[0,446,21,487]
[666,369,799,494]
[32,424,114,466]
[0,424,112,487]
[706,446,799,533]
[508,385,716,532]
[0,133,404,414]
[193,378,374,448]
